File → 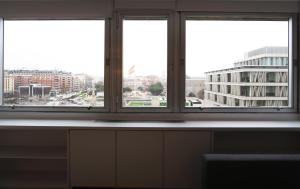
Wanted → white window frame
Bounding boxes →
[0,11,297,119]
[180,13,298,113]
[115,10,175,113]
[0,18,111,113]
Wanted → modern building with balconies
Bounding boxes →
[204,47,289,107]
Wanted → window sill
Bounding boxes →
[0,118,300,130]
[0,111,299,121]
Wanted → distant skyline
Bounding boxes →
[4,68,104,77]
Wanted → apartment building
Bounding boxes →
[5,70,74,94]
[73,74,93,92]
[185,77,205,98]
[4,74,14,94]
[204,47,289,107]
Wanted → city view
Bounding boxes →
[2,20,290,108]
[122,46,289,108]
[3,20,105,107]
[122,20,290,108]
[4,70,104,106]
[185,20,289,108]
[185,46,289,108]
[123,73,167,107]
[122,20,167,107]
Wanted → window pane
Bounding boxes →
[185,20,289,108]
[4,20,105,107]
[122,20,167,108]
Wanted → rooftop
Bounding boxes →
[244,46,288,59]
[205,47,288,74]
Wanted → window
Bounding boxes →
[227,73,231,82]
[184,17,292,110]
[224,96,227,105]
[241,72,250,82]
[0,12,297,116]
[266,86,276,97]
[241,86,250,97]
[122,19,168,108]
[235,99,240,106]
[217,74,221,82]
[266,72,276,82]
[257,100,266,107]
[227,85,231,94]
[3,20,105,108]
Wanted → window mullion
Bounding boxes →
[0,18,3,106]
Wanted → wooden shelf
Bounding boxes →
[0,146,67,159]
[0,130,69,188]
[0,171,68,188]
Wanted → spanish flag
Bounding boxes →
[128,65,135,76]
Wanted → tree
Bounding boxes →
[123,87,132,93]
[188,92,196,97]
[137,86,144,91]
[197,89,205,99]
[94,81,104,92]
[148,82,164,96]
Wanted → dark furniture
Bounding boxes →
[202,154,300,189]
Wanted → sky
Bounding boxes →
[4,20,105,79]
[3,20,288,79]
[123,20,168,78]
[186,20,289,77]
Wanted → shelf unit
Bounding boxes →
[0,146,67,159]
[0,129,69,188]
[0,171,67,188]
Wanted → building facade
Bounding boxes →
[19,84,52,97]
[204,47,289,107]
[4,74,14,94]
[4,70,74,95]
[186,77,205,98]
[73,74,94,92]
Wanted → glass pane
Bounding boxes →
[122,20,167,108]
[4,20,105,107]
[185,20,289,108]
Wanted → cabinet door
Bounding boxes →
[117,131,163,188]
[214,131,300,153]
[70,130,115,187]
[164,131,211,188]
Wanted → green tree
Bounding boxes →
[197,89,205,99]
[148,82,164,96]
[188,92,196,97]
[137,86,144,91]
[94,81,104,92]
[123,87,132,93]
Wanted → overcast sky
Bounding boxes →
[186,20,289,77]
[123,20,167,78]
[4,20,288,79]
[4,20,105,79]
